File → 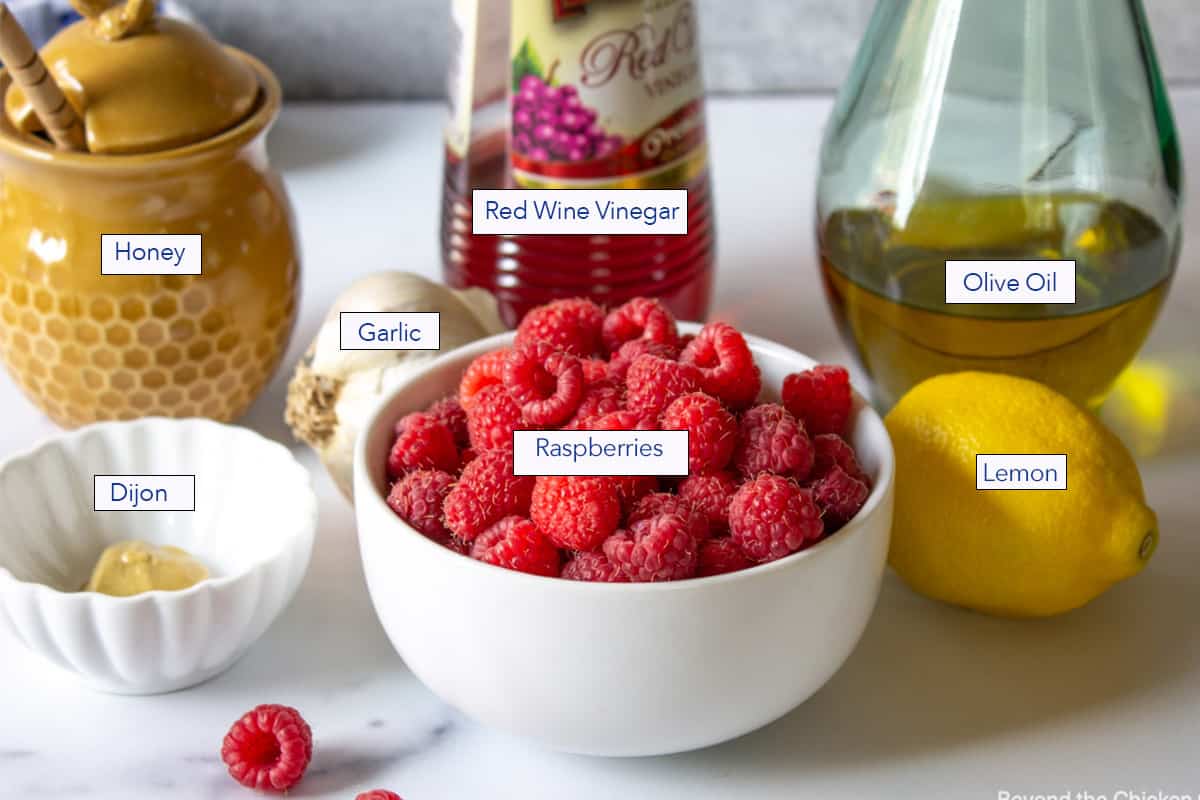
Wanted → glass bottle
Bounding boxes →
[816,0,1183,410]
[441,0,715,327]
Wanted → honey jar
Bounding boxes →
[0,1,299,425]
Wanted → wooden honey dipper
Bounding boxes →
[0,3,86,151]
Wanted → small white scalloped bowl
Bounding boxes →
[355,325,895,756]
[0,418,316,694]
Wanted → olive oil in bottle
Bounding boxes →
[819,193,1177,410]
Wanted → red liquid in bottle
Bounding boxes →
[441,0,715,327]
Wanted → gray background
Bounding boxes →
[184,0,1200,99]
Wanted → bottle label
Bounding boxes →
[510,0,707,189]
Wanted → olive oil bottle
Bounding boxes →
[816,0,1182,410]
[820,193,1176,409]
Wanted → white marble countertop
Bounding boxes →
[2,95,1199,799]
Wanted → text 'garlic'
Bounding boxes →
[285,272,506,499]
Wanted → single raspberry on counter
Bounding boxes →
[504,341,585,426]
[426,396,469,447]
[443,450,535,541]
[603,513,699,582]
[386,469,456,545]
[356,791,404,800]
[678,470,739,534]
[515,297,606,357]
[732,403,814,481]
[810,465,869,531]
[810,433,870,485]
[601,297,680,355]
[387,412,459,479]
[465,383,524,452]
[459,349,510,410]
[221,704,313,792]
[679,321,761,410]
[607,339,680,384]
[471,516,561,577]
[561,550,629,582]
[697,537,754,577]
[661,392,738,473]
[625,354,703,419]
[563,380,623,430]
[628,492,710,541]
[782,364,853,436]
[729,474,824,562]
[531,475,621,551]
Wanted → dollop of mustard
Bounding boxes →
[85,540,209,597]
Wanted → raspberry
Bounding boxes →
[221,704,313,792]
[356,792,404,800]
[601,297,680,354]
[386,469,455,545]
[603,513,699,581]
[678,470,739,534]
[661,392,737,472]
[732,403,814,481]
[466,384,524,452]
[729,474,823,562]
[515,297,605,357]
[582,357,611,385]
[504,341,585,426]
[625,354,703,419]
[443,450,535,541]
[697,537,754,577]
[628,492,710,541]
[810,433,869,485]
[530,476,621,551]
[586,409,657,431]
[611,475,658,512]
[471,516,561,576]
[810,465,869,531]
[679,322,761,410]
[387,412,459,479]
[563,380,623,430]
[607,339,679,384]
[561,550,629,582]
[782,364,853,436]
[426,396,469,447]
[459,447,478,469]
[459,349,510,410]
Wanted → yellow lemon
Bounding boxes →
[884,371,1157,617]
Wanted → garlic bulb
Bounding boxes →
[285,272,506,499]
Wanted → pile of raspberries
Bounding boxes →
[384,297,871,582]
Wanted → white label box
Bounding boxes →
[976,455,1067,491]
[94,475,196,511]
[946,260,1075,304]
[472,189,688,235]
[513,430,689,477]
[339,312,441,351]
[101,234,202,276]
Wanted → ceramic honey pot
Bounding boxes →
[0,0,298,426]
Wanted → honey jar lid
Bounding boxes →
[3,0,259,155]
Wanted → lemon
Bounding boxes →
[884,371,1157,617]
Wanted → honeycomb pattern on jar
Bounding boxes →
[0,269,298,427]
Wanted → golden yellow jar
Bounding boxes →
[0,54,299,426]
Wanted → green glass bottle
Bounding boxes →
[816,0,1183,410]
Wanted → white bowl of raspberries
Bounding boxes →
[354,297,894,757]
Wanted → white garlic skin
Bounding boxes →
[286,272,505,499]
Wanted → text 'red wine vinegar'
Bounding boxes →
[442,0,715,326]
